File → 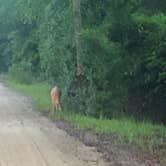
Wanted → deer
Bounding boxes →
[50,86,62,115]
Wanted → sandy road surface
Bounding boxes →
[0,82,107,166]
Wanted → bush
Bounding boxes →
[8,62,34,84]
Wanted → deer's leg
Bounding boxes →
[55,104,58,113]
[50,103,55,116]
[58,103,62,111]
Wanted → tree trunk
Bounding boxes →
[72,0,83,76]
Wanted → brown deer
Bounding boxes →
[50,86,62,115]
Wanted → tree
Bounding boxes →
[72,0,83,76]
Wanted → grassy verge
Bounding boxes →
[7,80,52,114]
[6,80,166,161]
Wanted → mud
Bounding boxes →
[56,120,164,166]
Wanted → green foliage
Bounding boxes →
[0,0,165,123]
[81,0,166,122]
[8,62,33,84]
[39,0,75,85]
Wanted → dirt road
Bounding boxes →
[0,82,107,166]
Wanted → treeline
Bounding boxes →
[0,0,165,123]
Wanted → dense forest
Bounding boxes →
[0,0,165,123]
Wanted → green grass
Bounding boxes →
[64,113,165,150]
[7,80,52,113]
[6,79,166,159]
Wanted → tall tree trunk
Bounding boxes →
[72,0,83,76]
[69,0,88,113]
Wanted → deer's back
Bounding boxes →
[51,86,61,104]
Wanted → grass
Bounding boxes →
[6,79,166,160]
[7,80,52,113]
[64,113,165,151]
